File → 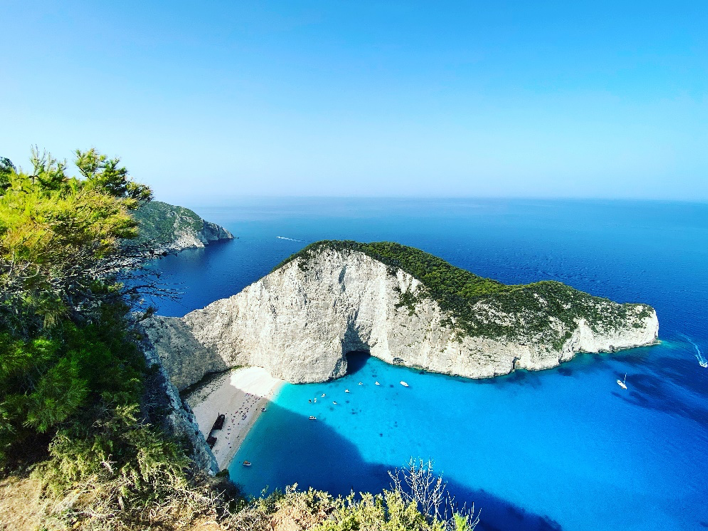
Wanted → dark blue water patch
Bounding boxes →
[229,400,563,531]
[616,372,708,428]
[345,351,370,376]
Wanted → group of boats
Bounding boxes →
[243,377,411,467]
[242,372,632,470]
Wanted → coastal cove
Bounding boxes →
[149,198,708,531]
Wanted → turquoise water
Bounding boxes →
[150,199,708,530]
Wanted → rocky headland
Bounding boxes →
[133,200,233,254]
[141,241,659,391]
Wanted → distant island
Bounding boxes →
[133,200,233,254]
[143,240,659,391]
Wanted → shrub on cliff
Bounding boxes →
[0,147,156,465]
[0,147,243,530]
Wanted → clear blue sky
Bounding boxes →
[1,1,706,204]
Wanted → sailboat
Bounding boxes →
[616,373,627,390]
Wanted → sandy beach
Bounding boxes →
[184,367,284,470]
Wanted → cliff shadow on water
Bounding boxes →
[345,351,371,377]
[230,399,562,531]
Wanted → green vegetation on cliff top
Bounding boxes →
[133,200,205,248]
[278,240,653,346]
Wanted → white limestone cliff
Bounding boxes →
[141,247,659,391]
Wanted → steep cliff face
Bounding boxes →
[140,333,219,474]
[133,200,234,254]
[142,243,659,390]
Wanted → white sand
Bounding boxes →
[184,367,283,470]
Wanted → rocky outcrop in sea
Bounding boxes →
[133,200,234,254]
[141,242,659,391]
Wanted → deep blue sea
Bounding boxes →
[150,198,708,531]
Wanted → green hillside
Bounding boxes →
[278,240,654,348]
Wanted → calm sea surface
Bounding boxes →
[150,198,708,531]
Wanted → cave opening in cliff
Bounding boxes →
[345,351,370,376]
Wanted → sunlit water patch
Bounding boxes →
[230,350,708,531]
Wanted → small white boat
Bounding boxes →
[242,461,252,467]
[681,333,708,368]
[358,382,363,385]
[333,401,338,405]
[345,389,350,393]
[375,381,381,386]
[314,398,317,403]
[400,381,409,387]
[309,416,317,420]
[321,393,326,397]
[617,373,627,390]
[261,407,267,412]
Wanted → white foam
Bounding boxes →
[681,334,707,368]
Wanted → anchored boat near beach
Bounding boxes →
[617,374,627,389]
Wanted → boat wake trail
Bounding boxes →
[681,334,708,368]
[276,236,304,242]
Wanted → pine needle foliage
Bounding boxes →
[0,148,154,464]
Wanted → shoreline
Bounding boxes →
[184,366,284,470]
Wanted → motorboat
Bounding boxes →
[242,461,252,467]
[345,389,350,393]
[400,381,409,387]
[375,381,381,386]
[309,416,317,420]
